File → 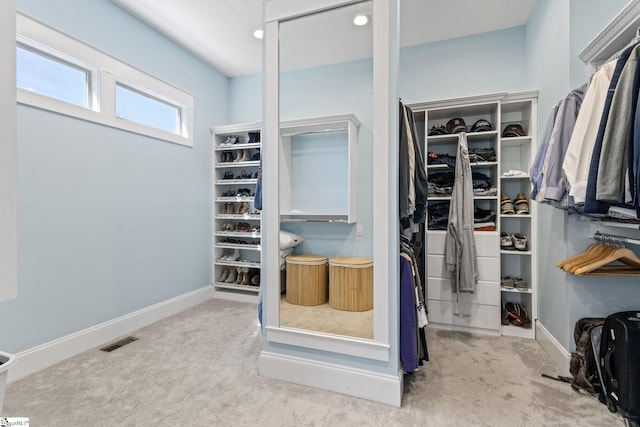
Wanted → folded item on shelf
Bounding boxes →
[427,152,456,167]
[608,206,639,220]
[502,169,528,177]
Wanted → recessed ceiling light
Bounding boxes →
[253,28,264,39]
[353,14,369,26]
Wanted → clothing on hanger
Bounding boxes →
[444,133,479,293]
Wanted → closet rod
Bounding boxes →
[594,231,640,247]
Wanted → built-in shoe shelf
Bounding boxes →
[211,122,262,303]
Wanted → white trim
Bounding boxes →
[0,0,17,302]
[266,326,390,361]
[213,287,259,304]
[578,0,640,68]
[258,351,403,407]
[16,12,194,147]
[372,0,398,350]
[7,286,214,383]
[265,0,364,23]
[536,320,571,376]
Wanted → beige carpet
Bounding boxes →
[280,296,373,339]
[3,299,625,426]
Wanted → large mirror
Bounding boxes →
[277,1,374,340]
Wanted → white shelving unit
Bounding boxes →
[411,91,538,339]
[499,93,538,339]
[279,114,360,223]
[210,122,262,303]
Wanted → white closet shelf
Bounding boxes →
[500,250,532,255]
[215,231,261,238]
[500,175,531,180]
[280,113,360,136]
[215,243,261,251]
[215,142,261,151]
[216,161,260,168]
[501,136,532,147]
[216,179,258,185]
[215,197,255,202]
[501,324,534,339]
[427,161,497,169]
[215,260,261,268]
[215,214,261,220]
[500,287,532,294]
[214,283,260,293]
[280,212,349,223]
[500,214,532,218]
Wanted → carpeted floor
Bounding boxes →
[280,296,373,339]
[3,299,625,426]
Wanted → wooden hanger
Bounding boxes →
[557,243,640,276]
[573,246,640,276]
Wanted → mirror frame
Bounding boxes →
[262,0,398,361]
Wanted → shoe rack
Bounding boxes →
[498,93,538,339]
[211,122,262,303]
[410,91,538,339]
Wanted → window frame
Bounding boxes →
[16,12,194,147]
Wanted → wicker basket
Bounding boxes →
[329,257,373,312]
[285,254,328,306]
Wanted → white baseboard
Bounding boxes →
[8,286,214,383]
[258,351,403,407]
[213,288,259,304]
[536,320,571,376]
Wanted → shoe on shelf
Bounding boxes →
[501,301,510,325]
[224,267,237,283]
[513,277,528,289]
[500,194,515,215]
[501,276,515,288]
[514,192,530,215]
[217,267,230,282]
[505,302,531,327]
[512,233,528,251]
[222,171,235,180]
[500,232,514,250]
[233,267,244,284]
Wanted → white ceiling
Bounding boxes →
[112,0,537,77]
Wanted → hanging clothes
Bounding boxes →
[529,39,640,221]
[399,101,428,229]
[596,44,640,204]
[582,43,636,215]
[399,236,429,373]
[444,133,479,293]
[564,61,617,204]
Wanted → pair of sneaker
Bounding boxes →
[500,193,529,215]
[500,232,528,251]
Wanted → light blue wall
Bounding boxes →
[525,0,573,353]
[1,0,229,353]
[563,0,640,352]
[569,0,629,89]
[525,0,639,352]
[398,26,528,103]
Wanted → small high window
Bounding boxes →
[16,13,194,147]
[16,44,91,108]
[115,83,181,135]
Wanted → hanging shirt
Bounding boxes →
[536,85,585,203]
[564,61,616,204]
[583,43,636,215]
[444,133,478,293]
[597,44,640,203]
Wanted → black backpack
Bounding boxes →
[569,317,606,393]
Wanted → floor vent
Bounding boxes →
[100,336,138,352]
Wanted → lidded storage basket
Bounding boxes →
[329,257,373,312]
[285,254,328,306]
